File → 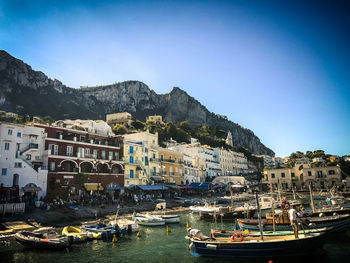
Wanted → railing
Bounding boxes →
[20,143,39,155]
[0,203,25,215]
[126,174,139,179]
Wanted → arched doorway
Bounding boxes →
[60,160,78,172]
[80,161,94,173]
[13,174,19,187]
[97,163,110,173]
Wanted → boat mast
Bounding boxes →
[255,193,264,241]
[309,183,315,213]
[270,184,275,232]
[229,182,234,211]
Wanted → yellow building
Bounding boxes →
[123,141,149,186]
[157,148,184,185]
[106,112,132,127]
[146,115,163,123]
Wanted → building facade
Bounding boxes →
[157,148,184,185]
[34,124,124,199]
[106,112,133,127]
[0,122,48,199]
[263,165,342,190]
[214,148,248,176]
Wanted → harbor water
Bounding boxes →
[1,212,350,263]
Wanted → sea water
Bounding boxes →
[1,212,350,263]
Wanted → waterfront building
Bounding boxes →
[34,123,124,199]
[157,147,184,185]
[106,112,133,127]
[183,154,200,184]
[214,147,248,176]
[212,175,247,186]
[123,131,160,183]
[0,122,48,199]
[263,164,343,190]
[123,140,149,186]
[169,142,220,180]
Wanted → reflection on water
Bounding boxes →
[1,212,349,263]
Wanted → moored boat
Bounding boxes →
[132,214,165,226]
[62,226,101,242]
[157,214,180,223]
[110,218,139,233]
[188,232,326,257]
[82,223,126,239]
[15,231,73,250]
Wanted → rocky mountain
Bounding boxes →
[0,50,274,156]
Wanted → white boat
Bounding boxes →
[110,218,139,233]
[189,203,222,213]
[156,214,180,223]
[132,213,165,226]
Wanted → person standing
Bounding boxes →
[288,206,299,238]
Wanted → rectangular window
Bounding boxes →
[115,152,119,160]
[77,147,83,158]
[271,173,275,178]
[14,162,22,168]
[66,146,73,156]
[17,132,21,137]
[129,156,134,164]
[26,154,31,160]
[308,171,312,176]
[101,150,106,159]
[93,149,98,158]
[84,148,90,156]
[328,170,335,175]
[130,169,134,179]
[5,142,10,150]
[8,129,13,135]
[153,153,156,159]
[80,136,85,142]
[281,172,285,178]
[160,154,164,161]
[317,171,323,177]
[291,172,295,177]
[50,162,55,171]
[1,168,7,176]
[109,151,113,160]
[145,156,149,165]
[129,146,134,154]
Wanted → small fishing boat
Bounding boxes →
[110,218,139,233]
[210,227,331,238]
[188,232,326,257]
[132,213,165,226]
[15,231,73,250]
[237,213,350,232]
[156,214,180,223]
[82,223,126,239]
[62,226,101,242]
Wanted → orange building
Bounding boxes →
[157,148,184,185]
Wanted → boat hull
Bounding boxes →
[191,233,325,258]
[15,231,71,250]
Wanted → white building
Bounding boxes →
[212,175,247,186]
[0,122,48,199]
[214,148,248,175]
[169,143,220,180]
[183,154,200,184]
[53,119,113,136]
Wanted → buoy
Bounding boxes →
[137,230,142,238]
[166,226,171,233]
[243,229,249,235]
[186,223,190,228]
[112,234,118,243]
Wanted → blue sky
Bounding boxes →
[1,0,349,157]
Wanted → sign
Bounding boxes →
[64,175,74,179]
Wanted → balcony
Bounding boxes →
[150,158,159,162]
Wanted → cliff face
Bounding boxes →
[0,50,274,156]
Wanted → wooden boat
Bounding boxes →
[188,232,326,257]
[62,226,101,242]
[132,214,165,226]
[211,227,331,238]
[237,213,350,232]
[15,231,73,250]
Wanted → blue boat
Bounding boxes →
[189,232,326,258]
[82,223,126,239]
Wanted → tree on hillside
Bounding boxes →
[131,120,145,130]
[112,124,127,135]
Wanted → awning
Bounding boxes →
[22,183,42,192]
[137,185,168,191]
[84,183,104,191]
[189,182,211,189]
[106,187,125,190]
